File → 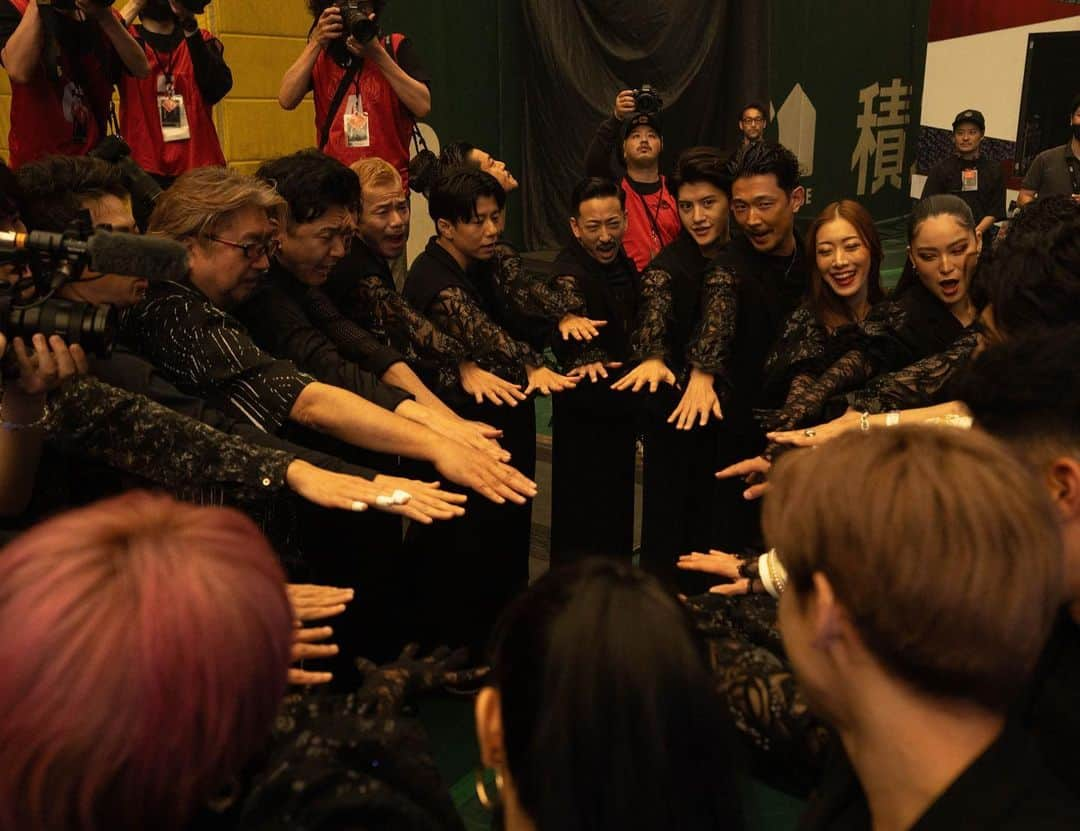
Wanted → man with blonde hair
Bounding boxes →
[768,426,1080,828]
[124,165,536,509]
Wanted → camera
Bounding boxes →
[48,0,116,9]
[0,289,116,358]
[339,0,379,44]
[632,85,663,116]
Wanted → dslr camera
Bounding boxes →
[48,0,116,9]
[338,0,380,44]
[632,85,663,116]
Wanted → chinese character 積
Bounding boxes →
[851,77,911,196]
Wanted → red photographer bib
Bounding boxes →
[6,0,118,167]
[312,33,414,190]
[621,176,681,272]
[118,28,226,177]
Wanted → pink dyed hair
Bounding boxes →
[0,492,294,831]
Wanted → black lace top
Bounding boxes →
[404,238,546,393]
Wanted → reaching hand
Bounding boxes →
[312,4,344,48]
[567,361,623,384]
[613,89,637,120]
[676,550,752,596]
[667,368,722,430]
[371,474,467,521]
[286,582,354,686]
[425,410,511,462]
[354,644,488,718]
[524,364,578,397]
[768,409,862,448]
[432,441,537,505]
[611,357,676,394]
[716,455,771,501]
[558,314,607,342]
[459,360,526,407]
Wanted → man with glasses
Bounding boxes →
[737,102,768,147]
[127,164,536,509]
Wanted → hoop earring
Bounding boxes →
[474,766,505,811]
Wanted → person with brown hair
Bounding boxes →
[768,427,1080,829]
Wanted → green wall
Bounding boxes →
[380,0,526,246]
[768,0,932,222]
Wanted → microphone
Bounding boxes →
[0,229,189,282]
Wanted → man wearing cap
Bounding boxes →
[585,89,682,271]
[922,109,1005,243]
[1018,92,1080,208]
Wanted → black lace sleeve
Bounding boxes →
[846,329,982,413]
[428,286,543,382]
[491,244,586,322]
[550,273,611,371]
[357,275,469,366]
[686,262,738,378]
[629,265,674,362]
[688,592,831,796]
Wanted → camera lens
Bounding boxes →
[349,15,378,43]
[5,298,116,358]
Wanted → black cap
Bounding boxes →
[621,111,663,142]
[952,109,985,132]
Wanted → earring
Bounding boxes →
[474,766,505,811]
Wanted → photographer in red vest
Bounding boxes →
[118,0,230,186]
[278,0,430,191]
[0,0,149,167]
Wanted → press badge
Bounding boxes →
[343,92,371,148]
[156,74,190,142]
[961,168,978,192]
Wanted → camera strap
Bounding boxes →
[319,62,361,151]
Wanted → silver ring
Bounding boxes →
[803,429,817,438]
[350,500,368,512]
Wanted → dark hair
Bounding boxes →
[486,559,740,831]
[740,102,767,122]
[957,328,1080,456]
[982,213,1080,338]
[255,149,360,226]
[1069,91,1080,119]
[409,140,478,197]
[671,146,732,197]
[14,155,129,232]
[893,194,977,296]
[805,200,885,326]
[1008,194,1080,238]
[0,160,25,222]
[427,168,506,229]
[569,177,624,216]
[728,141,801,192]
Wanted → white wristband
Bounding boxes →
[885,411,901,427]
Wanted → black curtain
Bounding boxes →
[521,0,771,250]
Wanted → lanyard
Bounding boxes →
[630,180,667,252]
[147,35,182,93]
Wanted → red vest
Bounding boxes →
[312,34,414,190]
[621,175,681,272]
[118,28,226,177]
[6,0,118,168]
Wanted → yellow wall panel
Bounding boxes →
[0,94,10,158]
[218,98,315,164]
[211,0,311,37]
[220,34,310,100]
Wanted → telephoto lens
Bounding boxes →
[4,298,116,358]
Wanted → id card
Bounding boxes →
[961,168,978,192]
[156,74,190,141]
[343,92,371,148]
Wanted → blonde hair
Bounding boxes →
[764,425,1063,710]
[351,157,403,199]
[147,166,287,242]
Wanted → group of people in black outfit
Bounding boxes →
[2,78,1080,830]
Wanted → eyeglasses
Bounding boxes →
[208,234,281,261]
[742,116,766,125]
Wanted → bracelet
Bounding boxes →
[0,399,50,431]
[885,411,901,427]
[859,411,871,432]
[757,548,788,599]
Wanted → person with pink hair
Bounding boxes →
[0,491,294,831]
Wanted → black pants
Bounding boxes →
[404,397,536,659]
[639,387,763,594]
[550,377,637,568]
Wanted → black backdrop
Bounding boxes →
[520,1,770,249]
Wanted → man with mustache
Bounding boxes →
[548,177,640,566]
[586,93,681,271]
